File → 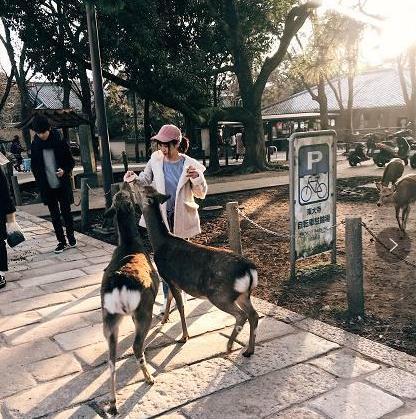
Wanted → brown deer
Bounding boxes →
[129,180,259,357]
[376,174,416,233]
[101,182,159,415]
[375,158,404,189]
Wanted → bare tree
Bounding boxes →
[0,19,34,150]
[398,44,416,135]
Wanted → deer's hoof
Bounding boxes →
[242,349,254,358]
[108,404,118,416]
[178,335,189,344]
[146,376,155,385]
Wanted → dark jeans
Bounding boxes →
[47,188,74,244]
[0,240,7,271]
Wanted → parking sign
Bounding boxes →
[289,131,337,278]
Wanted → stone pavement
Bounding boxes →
[1,212,416,418]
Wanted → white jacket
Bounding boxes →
[138,150,208,238]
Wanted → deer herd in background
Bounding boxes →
[375,158,416,234]
[100,179,259,415]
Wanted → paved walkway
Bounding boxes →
[1,210,416,418]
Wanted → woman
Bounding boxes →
[125,124,207,311]
[0,166,16,289]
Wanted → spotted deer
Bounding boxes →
[101,182,159,415]
[129,180,259,357]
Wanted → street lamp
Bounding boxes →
[85,0,113,209]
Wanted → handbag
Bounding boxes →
[6,221,25,248]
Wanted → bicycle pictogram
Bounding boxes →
[300,174,328,203]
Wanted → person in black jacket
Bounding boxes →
[0,166,16,288]
[31,115,76,253]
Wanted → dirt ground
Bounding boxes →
[71,176,416,357]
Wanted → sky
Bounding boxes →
[1,1,416,76]
[320,0,416,66]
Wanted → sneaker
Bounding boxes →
[68,238,77,248]
[54,242,67,254]
[0,274,6,289]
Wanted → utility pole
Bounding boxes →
[131,91,140,162]
[85,0,113,208]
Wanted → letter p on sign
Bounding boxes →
[307,151,323,170]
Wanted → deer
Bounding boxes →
[375,158,404,189]
[101,182,159,415]
[376,174,416,234]
[128,180,259,357]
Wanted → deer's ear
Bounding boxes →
[104,206,116,218]
[156,193,170,204]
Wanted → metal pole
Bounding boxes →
[289,136,296,281]
[132,91,140,162]
[122,151,128,172]
[345,217,365,317]
[85,1,113,208]
[331,135,337,264]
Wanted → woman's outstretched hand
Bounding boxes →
[186,165,199,179]
[124,170,137,183]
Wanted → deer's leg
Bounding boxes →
[402,205,410,233]
[169,286,189,343]
[161,288,173,324]
[236,293,259,357]
[132,302,155,385]
[209,295,247,353]
[103,311,122,416]
[395,205,403,231]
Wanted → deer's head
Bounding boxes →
[128,180,169,211]
[376,183,395,207]
[104,182,137,219]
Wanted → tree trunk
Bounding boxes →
[78,63,95,143]
[347,74,354,133]
[318,74,328,129]
[208,120,220,171]
[241,102,266,171]
[408,45,416,133]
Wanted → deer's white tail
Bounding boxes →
[234,269,258,293]
[104,286,141,315]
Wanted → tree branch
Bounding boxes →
[326,76,344,110]
[0,67,15,113]
[397,55,410,108]
[254,2,316,101]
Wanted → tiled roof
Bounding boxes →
[28,83,82,110]
[262,68,408,116]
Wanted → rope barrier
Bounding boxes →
[72,184,112,207]
[237,207,415,268]
[360,221,416,268]
[237,208,343,240]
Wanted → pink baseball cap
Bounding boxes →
[151,124,182,143]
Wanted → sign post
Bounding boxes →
[289,130,337,280]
